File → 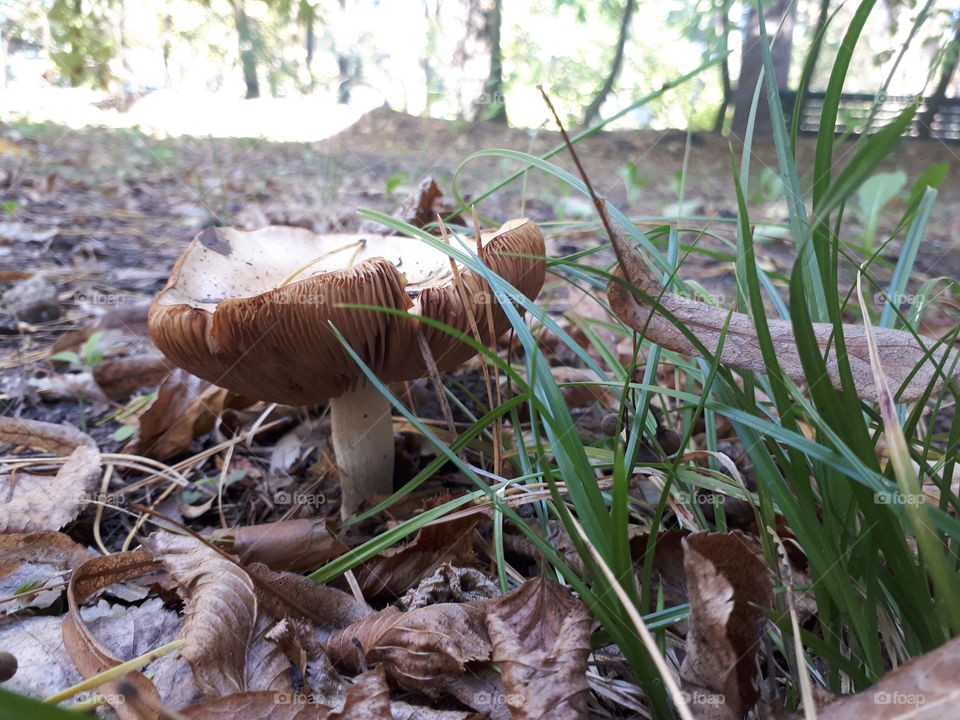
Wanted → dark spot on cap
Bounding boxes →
[199,227,232,256]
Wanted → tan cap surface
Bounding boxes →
[148,219,545,404]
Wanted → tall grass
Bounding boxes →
[315,0,960,715]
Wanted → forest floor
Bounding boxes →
[1,100,959,716]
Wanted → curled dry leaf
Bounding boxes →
[0,531,93,615]
[485,577,593,720]
[247,562,373,637]
[399,563,500,611]
[127,368,253,461]
[353,515,479,599]
[606,232,957,402]
[680,531,773,720]
[143,532,257,697]
[326,601,490,699]
[0,416,100,532]
[93,353,171,399]
[61,550,165,720]
[811,635,960,720]
[212,518,349,575]
[181,665,392,720]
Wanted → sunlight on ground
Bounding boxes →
[0,88,385,142]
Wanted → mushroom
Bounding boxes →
[148,219,545,517]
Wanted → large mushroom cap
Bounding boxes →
[148,218,545,405]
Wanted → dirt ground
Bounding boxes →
[2,104,959,430]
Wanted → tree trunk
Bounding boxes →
[797,0,831,124]
[731,0,797,136]
[582,0,636,128]
[917,17,960,139]
[304,9,315,93]
[476,0,506,122]
[232,0,259,99]
[713,0,734,132]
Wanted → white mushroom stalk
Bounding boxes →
[148,219,545,520]
[329,382,394,516]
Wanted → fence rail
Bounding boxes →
[779,90,960,142]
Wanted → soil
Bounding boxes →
[1,104,958,455]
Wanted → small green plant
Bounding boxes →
[617,163,650,206]
[50,330,106,370]
[855,169,906,255]
[385,171,407,196]
[2,201,19,217]
[96,391,156,443]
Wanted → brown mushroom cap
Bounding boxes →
[148,218,545,405]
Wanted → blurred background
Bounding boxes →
[0,0,957,141]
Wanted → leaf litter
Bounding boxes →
[1,109,958,719]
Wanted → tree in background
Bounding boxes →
[918,11,960,139]
[231,0,259,98]
[476,0,506,122]
[581,0,635,127]
[48,0,117,88]
[731,0,796,135]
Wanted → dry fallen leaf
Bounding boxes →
[127,368,253,460]
[0,531,93,615]
[143,532,258,696]
[485,577,593,720]
[0,417,100,533]
[679,531,773,720]
[61,550,166,720]
[326,601,490,699]
[811,635,960,719]
[180,665,392,720]
[353,514,479,599]
[212,518,349,575]
[606,233,957,402]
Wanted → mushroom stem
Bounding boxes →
[330,382,394,518]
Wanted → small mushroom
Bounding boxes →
[148,219,545,517]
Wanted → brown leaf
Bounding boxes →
[93,353,171,399]
[354,515,479,599]
[247,562,373,636]
[679,531,773,720]
[399,563,500,610]
[0,417,100,532]
[0,531,94,578]
[212,519,349,575]
[551,366,618,410]
[143,532,257,696]
[813,635,960,719]
[485,577,593,719]
[61,550,165,720]
[326,601,490,698]
[127,368,253,460]
[606,244,957,402]
[0,531,94,614]
[181,665,392,720]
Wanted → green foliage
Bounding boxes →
[48,0,117,88]
[855,170,907,254]
[50,330,106,370]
